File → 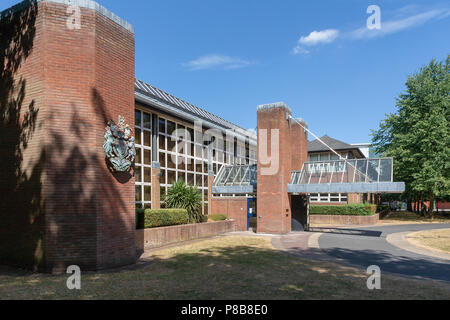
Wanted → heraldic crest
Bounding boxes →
[103,115,136,172]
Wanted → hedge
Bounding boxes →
[310,203,376,216]
[209,214,228,221]
[136,209,189,229]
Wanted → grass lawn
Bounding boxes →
[406,229,450,253]
[380,211,450,224]
[1,236,450,300]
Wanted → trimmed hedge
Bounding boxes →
[209,214,228,221]
[310,204,376,216]
[136,209,189,229]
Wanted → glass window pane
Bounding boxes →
[187,173,194,186]
[144,186,151,201]
[188,128,194,143]
[135,185,142,202]
[135,148,142,164]
[309,154,318,162]
[167,137,176,152]
[159,152,166,168]
[143,112,151,129]
[167,121,176,136]
[135,166,142,182]
[159,134,166,150]
[144,150,151,165]
[167,153,176,169]
[196,174,202,187]
[167,170,176,184]
[178,156,186,171]
[159,118,166,134]
[135,110,141,127]
[187,157,194,172]
[195,159,202,173]
[144,167,151,183]
[143,131,151,147]
[135,128,141,145]
[177,171,185,182]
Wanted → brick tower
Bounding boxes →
[256,103,308,234]
[0,0,136,273]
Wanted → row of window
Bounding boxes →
[134,108,257,213]
[310,193,348,203]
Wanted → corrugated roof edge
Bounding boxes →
[135,79,257,141]
[0,0,134,33]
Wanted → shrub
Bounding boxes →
[199,215,208,223]
[164,180,203,223]
[209,214,227,221]
[144,209,189,228]
[136,208,145,229]
[376,204,389,213]
[310,204,374,216]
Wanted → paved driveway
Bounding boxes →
[276,224,450,282]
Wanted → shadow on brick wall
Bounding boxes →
[0,1,43,270]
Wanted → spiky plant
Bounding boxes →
[164,179,202,223]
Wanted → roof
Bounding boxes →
[135,79,256,141]
[308,135,365,157]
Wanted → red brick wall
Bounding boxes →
[256,106,309,234]
[0,1,45,270]
[136,220,236,251]
[0,1,135,273]
[310,214,379,226]
[257,106,291,234]
[211,197,247,231]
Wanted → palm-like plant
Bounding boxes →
[164,179,202,222]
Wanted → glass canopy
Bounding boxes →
[289,158,405,194]
[212,164,257,194]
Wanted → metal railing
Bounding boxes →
[290,158,394,185]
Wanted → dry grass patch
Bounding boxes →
[1,236,450,300]
[406,229,450,253]
[380,211,450,224]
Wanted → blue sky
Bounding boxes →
[2,0,449,143]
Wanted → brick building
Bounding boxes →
[307,135,371,205]
[0,0,404,273]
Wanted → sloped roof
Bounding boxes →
[135,79,252,136]
[308,135,364,157]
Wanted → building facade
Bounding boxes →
[0,0,403,273]
[307,135,370,205]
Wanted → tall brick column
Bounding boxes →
[256,103,292,234]
[0,0,136,273]
[151,163,161,209]
[256,103,308,234]
[208,172,215,215]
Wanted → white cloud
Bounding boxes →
[292,6,449,55]
[299,29,340,46]
[183,54,254,71]
[293,29,339,55]
[349,8,450,39]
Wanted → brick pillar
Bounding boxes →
[0,0,136,273]
[256,103,293,234]
[151,163,161,209]
[208,172,215,215]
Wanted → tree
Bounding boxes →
[164,179,203,222]
[372,56,450,218]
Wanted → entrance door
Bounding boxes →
[247,198,257,231]
[291,195,309,231]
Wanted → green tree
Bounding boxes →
[164,179,203,223]
[372,56,450,218]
